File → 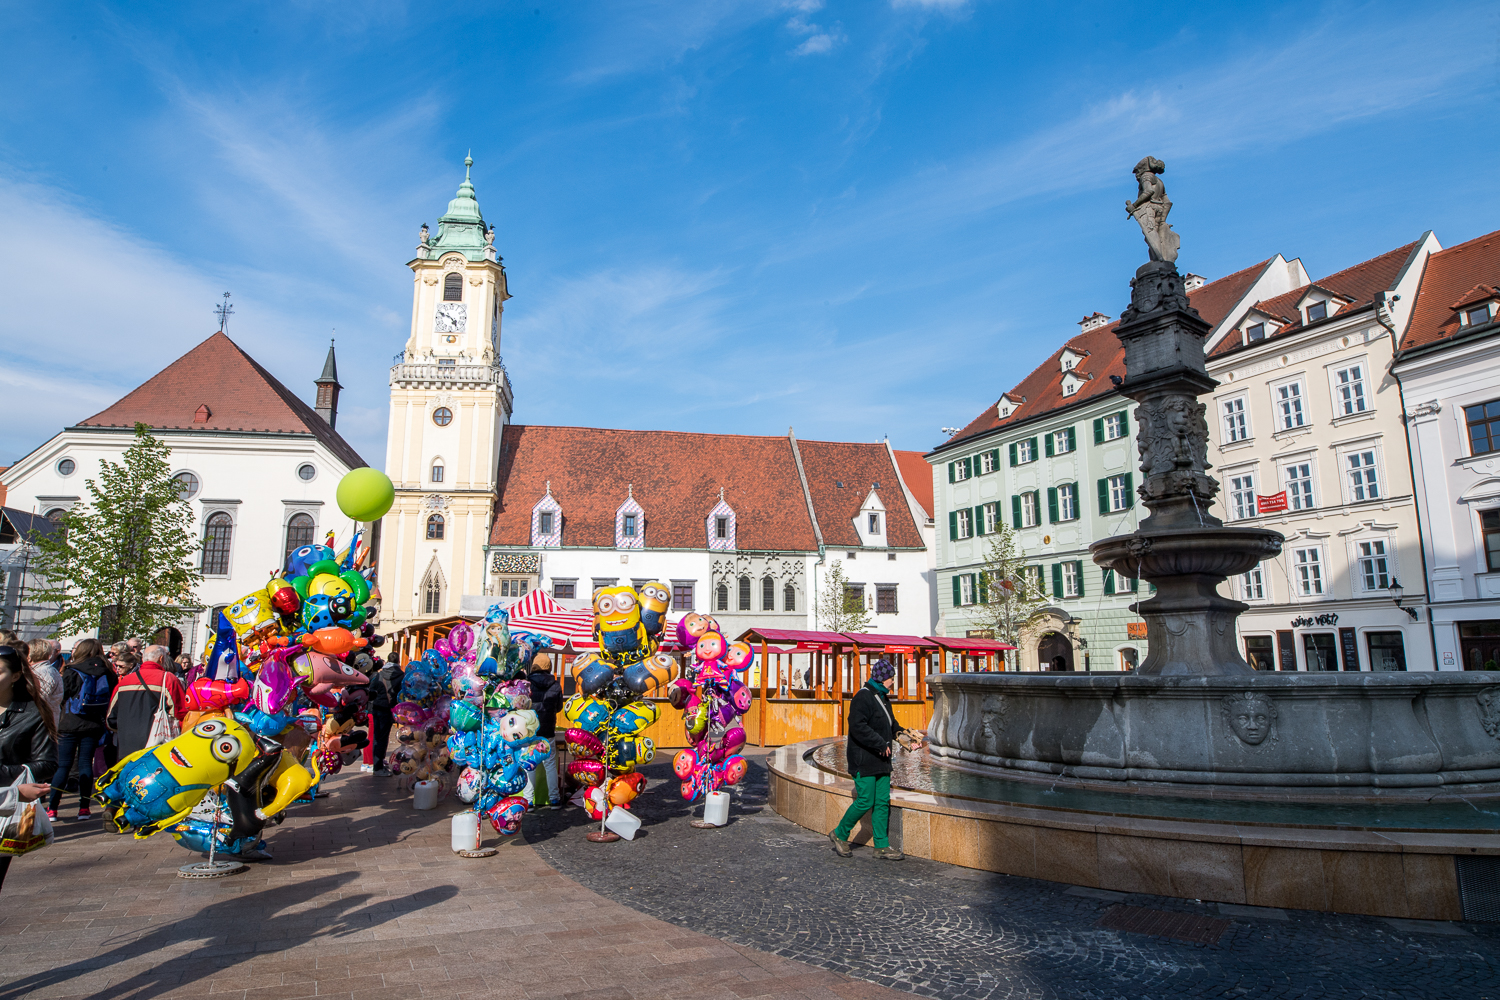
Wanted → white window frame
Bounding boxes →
[956,508,973,539]
[1291,546,1325,597]
[1221,394,1250,443]
[1021,491,1038,528]
[1061,562,1080,598]
[1271,376,1309,432]
[1057,483,1078,521]
[1108,474,1130,512]
[1353,535,1395,594]
[959,574,976,606]
[1227,469,1257,521]
[1283,459,1317,511]
[978,451,997,474]
[1239,564,1266,601]
[1329,358,1370,418]
[1016,438,1036,464]
[1103,413,1126,441]
[1053,429,1074,455]
[982,503,998,534]
[1342,446,1382,503]
[953,460,971,482]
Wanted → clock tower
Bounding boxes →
[379,156,514,629]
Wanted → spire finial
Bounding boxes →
[627,483,634,500]
[545,480,551,496]
[718,486,725,502]
[465,151,473,180]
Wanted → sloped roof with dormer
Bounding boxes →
[1401,229,1500,352]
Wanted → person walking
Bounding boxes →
[528,652,564,809]
[49,639,115,822]
[368,654,402,775]
[107,645,187,758]
[26,640,64,727]
[0,644,57,892]
[828,658,920,861]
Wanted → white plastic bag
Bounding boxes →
[0,767,54,856]
[145,674,179,748]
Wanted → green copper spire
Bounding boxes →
[428,152,493,261]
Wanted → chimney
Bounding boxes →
[314,339,342,429]
[1078,312,1112,333]
[1184,273,1206,292]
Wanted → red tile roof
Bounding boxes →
[76,332,366,469]
[1208,242,1419,359]
[892,449,934,518]
[935,262,1272,454]
[489,427,926,552]
[794,439,926,548]
[1403,230,1500,351]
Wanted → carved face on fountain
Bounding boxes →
[1221,693,1277,746]
[978,694,1007,755]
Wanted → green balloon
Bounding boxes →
[336,468,395,522]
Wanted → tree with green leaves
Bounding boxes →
[30,424,202,641]
[816,559,871,634]
[970,522,1048,661]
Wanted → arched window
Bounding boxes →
[422,570,444,615]
[784,583,796,613]
[762,576,775,612]
[443,271,463,301]
[716,583,729,612]
[738,575,751,611]
[426,514,445,540]
[202,513,233,575]
[285,513,315,556]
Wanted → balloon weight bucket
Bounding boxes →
[177,860,247,879]
[457,847,497,859]
[586,831,621,843]
[689,819,720,829]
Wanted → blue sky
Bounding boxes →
[1,1,1496,470]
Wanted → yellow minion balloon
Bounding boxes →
[637,581,671,637]
[96,718,262,839]
[593,586,647,658]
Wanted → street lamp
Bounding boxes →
[1387,578,1419,621]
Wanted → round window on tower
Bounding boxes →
[173,471,200,500]
[433,407,453,427]
[297,463,317,482]
[56,458,76,477]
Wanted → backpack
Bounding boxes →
[66,666,112,717]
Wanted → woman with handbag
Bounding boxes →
[0,645,58,892]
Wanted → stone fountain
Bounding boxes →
[769,160,1500,920]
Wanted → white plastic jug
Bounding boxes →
[413,780,440,811]
[703,790,730,827]
[450,810,480,852]
[604,805,641,841]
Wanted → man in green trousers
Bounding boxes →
[829,658,921,860]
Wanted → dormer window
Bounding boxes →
[868,513,881,534]
[706,492,736,550]
[1077,313,1111,333]
[532,486,562,548]
[715,516,728,539]
[615,488,645,549]
[1306,300,1328,323]
[996,393,1023,419]
[1466,304,1493,327]
[538,512,554,534]
[1060,370,1088,397]
[622,514,637,537]
[1246,323,1266,342]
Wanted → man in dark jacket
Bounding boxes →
[829,658,918,860]
[49,639,116,821]
[368,655,402,774]
[106,645,187,758]
[528,653,563,808]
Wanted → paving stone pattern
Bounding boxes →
[527,751,1500,1000]
[0,768,907,1000]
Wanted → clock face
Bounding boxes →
[435,302,467,333]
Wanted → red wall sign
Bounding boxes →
[1257,491,1288,514]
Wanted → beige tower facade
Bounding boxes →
[380,157,514,630]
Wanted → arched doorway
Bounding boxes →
[153,626,183,661]
[1037,631,1074,671]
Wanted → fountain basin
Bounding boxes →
[926,671,1500,796]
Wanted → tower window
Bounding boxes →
[285,513,315,556]
[431,463,444,483]
[432,407,452,426]
[443,271,463,301]
[426,514,445,540]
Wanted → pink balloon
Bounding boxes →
[434,639,454,660]
[448,622,475,655]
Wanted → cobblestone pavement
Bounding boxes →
[525,750,1500,1000]
[0,767,906,1000]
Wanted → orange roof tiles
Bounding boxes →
[936,262,1268,454]
[892,450,934,518]
[488,427,925,552]
[1403,230,1500,351]
[76,332,366,469]
[1209,242,1419,359]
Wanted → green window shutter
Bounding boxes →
[1104,569,1115,596]
[1123,472,1134,509]
[1047,487,1059,523]
[977,573,988,604]
[974,505,985,536]
[948,462,955,484]
[949,511,958,541]
[1074,561,1085,598]
[989,448,1001,471]
[1051,563,1063,597]
[1008,442,1017,466]
[1066,427,1076,451]
[1093,417,1104,444]
[1098,478,1110,515]
[1045,433,1055,457]
[952,574,962,607]
[1119,410,1131,436]
[1028,437,1038,461]
[1011,495,1022,528]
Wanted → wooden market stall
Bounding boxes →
[929,635,1017,674]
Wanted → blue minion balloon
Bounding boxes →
[96,718,260,839]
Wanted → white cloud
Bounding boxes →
[792,31,843,56]
[783,0,843,55]
[891,0,968,8]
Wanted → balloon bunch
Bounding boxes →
[562,582,674,808]
[442,608,557,834]
[669,613,753,801]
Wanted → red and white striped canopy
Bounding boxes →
[502,590,686,651]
